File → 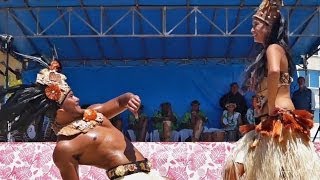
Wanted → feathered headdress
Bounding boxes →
[0,52,70,133]
[253,0,283,26]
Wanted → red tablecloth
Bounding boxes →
[1,142,320,180]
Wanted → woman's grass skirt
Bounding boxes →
[223,110,320,180]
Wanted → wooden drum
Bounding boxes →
[137,117,148,142]
[163,120,172,142]
[201,132,212,142]
[225,130,238,142]
[212,130,226,142]
[193,119,203,141]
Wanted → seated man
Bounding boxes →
[0,65,165,179]
[127,105,148,142]
[179,100,207,142]
[151,102,179,142]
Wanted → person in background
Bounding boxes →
[221,102,241,141]
[179,100,207,142]
[152,102,179,142]
[245,95,259,125]
[219,82,247,124]
[127,105,148,142]
[292,76,313,113]
[110,114,123,132]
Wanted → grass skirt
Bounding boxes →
[223,110,320,180]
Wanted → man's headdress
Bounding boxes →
[0,59,70,133]
[36,68,70,104]
[253,0,283,26]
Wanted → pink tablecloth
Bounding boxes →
[0,142,320,180]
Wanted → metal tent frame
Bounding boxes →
[0,1,319,66]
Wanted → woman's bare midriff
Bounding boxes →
[257,85,294,116]
[275,86,295,110]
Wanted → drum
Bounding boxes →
[163,120,172,142]
[137,117,148,142]
[225,130,238,142]
[192,119,203,141]
[201,132,212,142]
[212,130,226,142]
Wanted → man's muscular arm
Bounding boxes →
[53,142,79,180]
[89,92,141,119]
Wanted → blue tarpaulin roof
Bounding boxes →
[0,0,319,65]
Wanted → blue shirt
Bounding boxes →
[292,87,312,111]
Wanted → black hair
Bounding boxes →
[243,14,295,91]
[297,76,305,81]
[0,56,66,135]
[191,100,200,105]
[161,102,171,107]
[230,82,238,87]
[81,104,91,109]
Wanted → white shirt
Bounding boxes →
[222,110,241,131]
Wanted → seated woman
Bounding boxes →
[221,102,242,142]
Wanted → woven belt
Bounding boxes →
[107,158,151,180]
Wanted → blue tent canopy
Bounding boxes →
[0,0,319,64]
[0,0,319,128]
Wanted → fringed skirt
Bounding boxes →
[223,110,320,180]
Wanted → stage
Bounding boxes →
[1,142,320,180]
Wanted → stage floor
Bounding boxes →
[1,142,320,179]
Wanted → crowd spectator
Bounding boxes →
[179,100,207,142]
[110,115,123,132]
[219,82,247,123]
[127,105,148,141]
[152,102,179,142]
[292,76,313,113]
[245,95,258,125]
[221,102,241,141]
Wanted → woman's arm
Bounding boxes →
[266,44,284,115]
[89,92,140,119]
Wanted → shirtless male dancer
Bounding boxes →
[0,64,165,180]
